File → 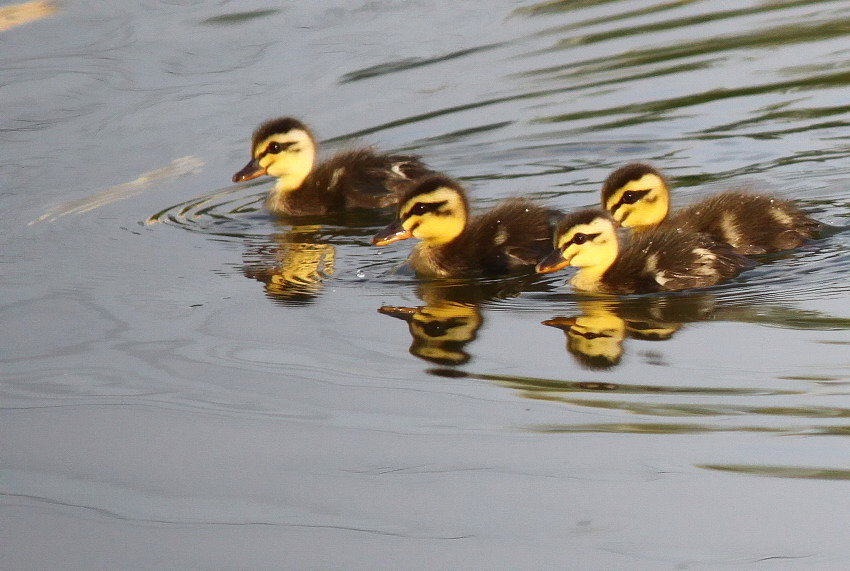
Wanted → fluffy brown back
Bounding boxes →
[600,227,750,294]
[411,198,556,277]
[668,191,820,255]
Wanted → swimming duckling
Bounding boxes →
[372,175,556,277]
[536,209,750,294]
[233,117,432,216]
[601,163,820,255]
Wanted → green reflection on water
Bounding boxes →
[339,44,505,84]
[517,0,693,25]
[531,424,850,437]
[460,371,799,396]
[200,9,280,25]
[532,423,780,434]
[540,1,834,54]
[536,71,850,129]
[526,6,848,75]
[700,464,850,480]
[542,398,850,419]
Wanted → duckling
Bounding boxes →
[601,163,820,255]
[233,117,433,216]
[536,209,750,294]
[371,174,556,277]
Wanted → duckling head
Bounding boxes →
[601,163,669,229]
[536,209,619,279]
[232,117,317,193]
[372,175,468,246]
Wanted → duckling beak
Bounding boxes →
[232,158,267,183]
[541,316,578,331]
[535,249,571,274]
[372,221,413,246]
[378,306,417,322]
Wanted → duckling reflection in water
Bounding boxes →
[372,174,557,277]
[543,296,715,369]
[377,273,550,366]
[601,163,821,255]
[379,301,482,366]
[536,209,750,294]
[543,312,626,370]
[233,117,433,217]
[242,227,335,303]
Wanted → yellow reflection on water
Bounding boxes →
[542,295,708,369]
[243,228,336,303]
[379,301,482,366]
[0,1,56,32]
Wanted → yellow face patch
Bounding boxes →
[603,173,669,228]
[400,186,467,245]
[553,216,619,291]
[557,217,616,267]
[254,129,316,192]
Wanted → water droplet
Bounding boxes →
[355,269,366,279]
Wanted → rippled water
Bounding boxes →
[4,1,850,567]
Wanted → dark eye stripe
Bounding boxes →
[260,141,296,158]
[417,317,467,338]
[402,200,448,220]
[577,330,611,340]
[610,189,651,214]
[563,232,600,249]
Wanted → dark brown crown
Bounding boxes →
[251,117,314,149]
[555,208,611,236]
[600,163,664,204]
[398,174,469,211]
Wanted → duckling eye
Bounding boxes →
[565,232,600,248]
[410,203,430,216]
[420,317,464,338]
[266,141,295,155]
[621,189,650,204]
[403,200,447,219]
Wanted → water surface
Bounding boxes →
[3,0,850,567]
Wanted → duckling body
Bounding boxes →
[601,163,820,255]
[536,209,749,295]
[372,175,556,277]
[233,117,432,216]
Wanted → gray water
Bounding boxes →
[3,1,850,568]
